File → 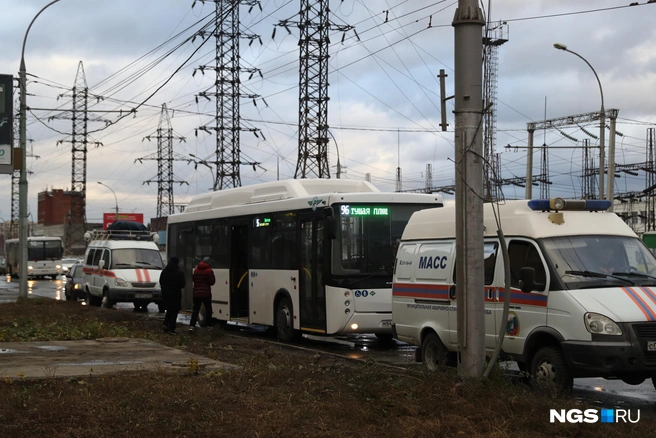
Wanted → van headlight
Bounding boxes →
[28,265,33,271]
[114,278,129,287]
[584,313,622,336]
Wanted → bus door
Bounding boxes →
[176,224,195,311]
[299,214,326,332]
[231,223,249,319]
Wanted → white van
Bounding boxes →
[82,226,164,310]
[392,198,656,391]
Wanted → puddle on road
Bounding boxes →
[35,345,67,351]
[59,360,145,366]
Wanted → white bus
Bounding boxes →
[167,179,443,342]
[5,236,64,279]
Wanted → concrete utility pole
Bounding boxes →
[453,0,486,378]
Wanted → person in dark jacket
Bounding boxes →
[159,256,186,335]
[189,257,216,332]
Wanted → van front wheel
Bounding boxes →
[530,346,573,394]
[421,333,449,371]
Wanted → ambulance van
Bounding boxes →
[82,225,164,311]
[392,198,656,391]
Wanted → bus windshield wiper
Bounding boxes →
[565,270,635,285]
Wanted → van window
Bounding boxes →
[508,240,546,291]
[395,244,417,281]
[92,249,103,267]
[451,242,498,285]
[85,249,96,265]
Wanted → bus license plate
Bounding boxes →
[648,341,656,351]
[135,293,150,299]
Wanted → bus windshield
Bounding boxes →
[542,235,656,288]
[333,204,427,276]
[28,240,63,261]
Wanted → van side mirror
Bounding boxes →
[519,267,544,293]
[98,259,105,270]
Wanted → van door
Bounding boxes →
[499,238,549,355]
[448,241,500,349]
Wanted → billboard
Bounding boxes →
[103,213,144,230]
[0,74,13,174]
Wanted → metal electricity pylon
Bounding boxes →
[137,104,188,218]
[53,61,105,254]
[192,0,263,190]
[482,21,507,201]
[276,1,355,178]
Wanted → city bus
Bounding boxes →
[5,236,64,279]
[167,178,443,342]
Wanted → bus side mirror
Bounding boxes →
[518,267,544,293]
[99,259,105,270]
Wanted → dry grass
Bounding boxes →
[0,298,654,438]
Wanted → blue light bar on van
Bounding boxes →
[528,198,612,212]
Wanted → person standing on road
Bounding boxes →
[189,257,216,332]
[159,256,186,335]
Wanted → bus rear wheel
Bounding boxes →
[275,297,298,343]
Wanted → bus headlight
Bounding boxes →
[350,323,358,330]
[584,313,622,335]
[344,308,350,315]
[344,300,350,307]
[344,291,350,297]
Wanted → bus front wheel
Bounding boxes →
[275,297,297,343]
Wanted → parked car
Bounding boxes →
[64,263,85,301]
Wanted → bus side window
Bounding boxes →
[508,240,546,291]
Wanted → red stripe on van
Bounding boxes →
[622,287,656,321]
[135,269,143,282]
[143,269,151,282]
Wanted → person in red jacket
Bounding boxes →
[189,257,216,332]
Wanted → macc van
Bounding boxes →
[392,198,656,391]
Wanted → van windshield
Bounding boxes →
[542,235,656,287]
[111,249,163,269]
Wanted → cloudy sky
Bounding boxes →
[0,0,655,224]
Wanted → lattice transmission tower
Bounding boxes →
[483,21,507,201]
[646,128,656,231]
[54,61,104,254]
[137,104,188,218]
[9,92,38,238]
[193,0,262,190]
[581,139,597,199]
[277,1,354,178]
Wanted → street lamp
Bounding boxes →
[18,0,64,298]
[189,153,217,191]
[97,182,119,221]
[553,43,606,203]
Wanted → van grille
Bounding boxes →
[632,323,656,339]
[131,282,157,288]
[632,323,656,366]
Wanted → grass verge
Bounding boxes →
[0,298,654,437]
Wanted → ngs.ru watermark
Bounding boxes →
[550,409,640,424]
